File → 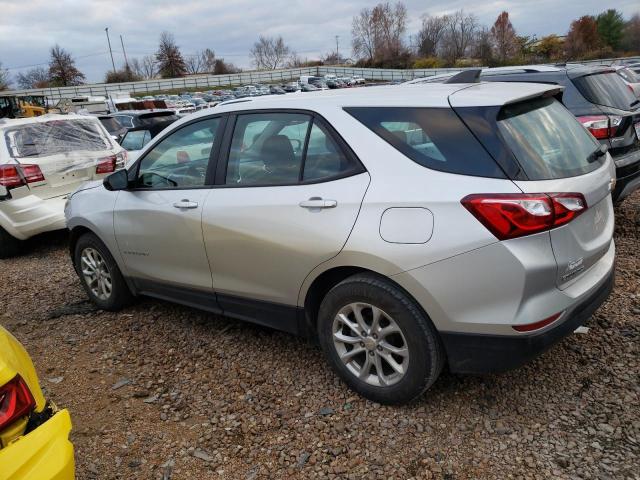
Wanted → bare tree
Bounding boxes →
[0,62,11,90]
[441,10,478,63]
[250,36,291,69]
[156,32,187,78]
[131,56,157,80]
[416,14,448,56]
[473,27,495,66]
[351,2,407,63]
[621,13,640,51]
[48,45,85,86]
[200,48,216,73]
[185,54,204,75]
[491,11,518,63]
[352,7,378,62]
[16,67,50,89]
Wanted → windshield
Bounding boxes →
[497,97,602,180]
[139,113,179,126]
[572,72,638,111]
[5,119,111,158]
[99,117,124,135]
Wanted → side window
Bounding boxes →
[304,121,355,181]
[225,113,310,186]
[120,130,151,151]
[135,118,220,189]
[115,115,134,128]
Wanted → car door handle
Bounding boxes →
[299,197,337,209]
[173,199,199,209]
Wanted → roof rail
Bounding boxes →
[444,69,482,84]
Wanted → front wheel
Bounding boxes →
[317,273,444,405]
[74,233,133,311]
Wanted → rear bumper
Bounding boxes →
[0,409,74,480]
[612,149,640,202]
[0,194,67,240]
[440,267,615,374]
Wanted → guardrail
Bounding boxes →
[2,55,638,101]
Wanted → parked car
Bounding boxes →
[283,82,301,92]
[66,81,615,404]
[479,65,640,202]
[119,116,179,160]
[0,325,74,478]
[301,84,320,92]
[110,110,179,130]
[97,114,127,141]
[0,114,126,257]
[351,76,366,85]
[270,86,286,95]
[612,66,640,98]
[191,98,209,111]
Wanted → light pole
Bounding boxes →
[120,35,129,70]
[105,27,116,72]
[335,35,340,61]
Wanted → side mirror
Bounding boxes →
[104,169,129,191]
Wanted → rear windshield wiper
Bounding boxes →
[587,145,608,163]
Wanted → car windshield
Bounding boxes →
[572,72,638,111]
[497,97,602,180]
[4,119,111,158]
[99,117,124,135]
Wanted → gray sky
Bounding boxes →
[1,0,638,83]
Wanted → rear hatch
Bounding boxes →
[493,96,614,289]
[452,86,615,289]
[3,118,123,200]
[569,70,640,158]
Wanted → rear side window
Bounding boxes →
[497,97,602,180]
[572,72,638,111]
[345,107,505,178]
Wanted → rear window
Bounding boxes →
[345,107,505,178]
[4,119,111,158]
[497,97,602,180]
[139,113,179,126]
[572,72,638,111]
[99,117,124,135]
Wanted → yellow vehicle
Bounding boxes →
[0,326,74,479]
[0,95,47,119]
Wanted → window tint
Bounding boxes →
[136,118,220,189]
[226,113,310,185]
[345,107,504,178]
[303,121,352,181]
[497,97,602,180]
[121,130,151,151]
[572,72,638,111]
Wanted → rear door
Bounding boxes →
[202,111,369,314]
[495,97,615,289]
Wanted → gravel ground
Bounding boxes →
[2,192,639,480]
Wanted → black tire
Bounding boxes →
[73,232,133,311]
[0,227,23,259]
[317,273,444,405]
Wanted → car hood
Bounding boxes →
[68,179,104,199]
[0,326,46,412]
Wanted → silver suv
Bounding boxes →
[65,81,616,404]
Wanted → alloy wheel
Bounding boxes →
[80,247,112,301]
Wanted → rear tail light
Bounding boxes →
[578,115,622,139]
[0,375,36,431]
[0,164,45,189]
[513,312,563,332]
[96,155,116,174]
[96,151,127,175]
[461,193,587,240]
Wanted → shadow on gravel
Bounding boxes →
[23,229,70,255]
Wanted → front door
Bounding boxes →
[114,117,224,291]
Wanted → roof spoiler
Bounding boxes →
[444,69,482,84]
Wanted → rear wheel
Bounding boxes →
[74,233,133,311]
[0,227,23,259]
[317,273,444,405]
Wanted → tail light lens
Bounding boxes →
[0,164,45,189]
[96,151,127,175]
[578,115,622,139]
[461,193,587,240]
[0,375,36,431]
[96,155,116,174]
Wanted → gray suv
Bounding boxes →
[65,81,616,404]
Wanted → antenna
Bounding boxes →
[444,69,482,84]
